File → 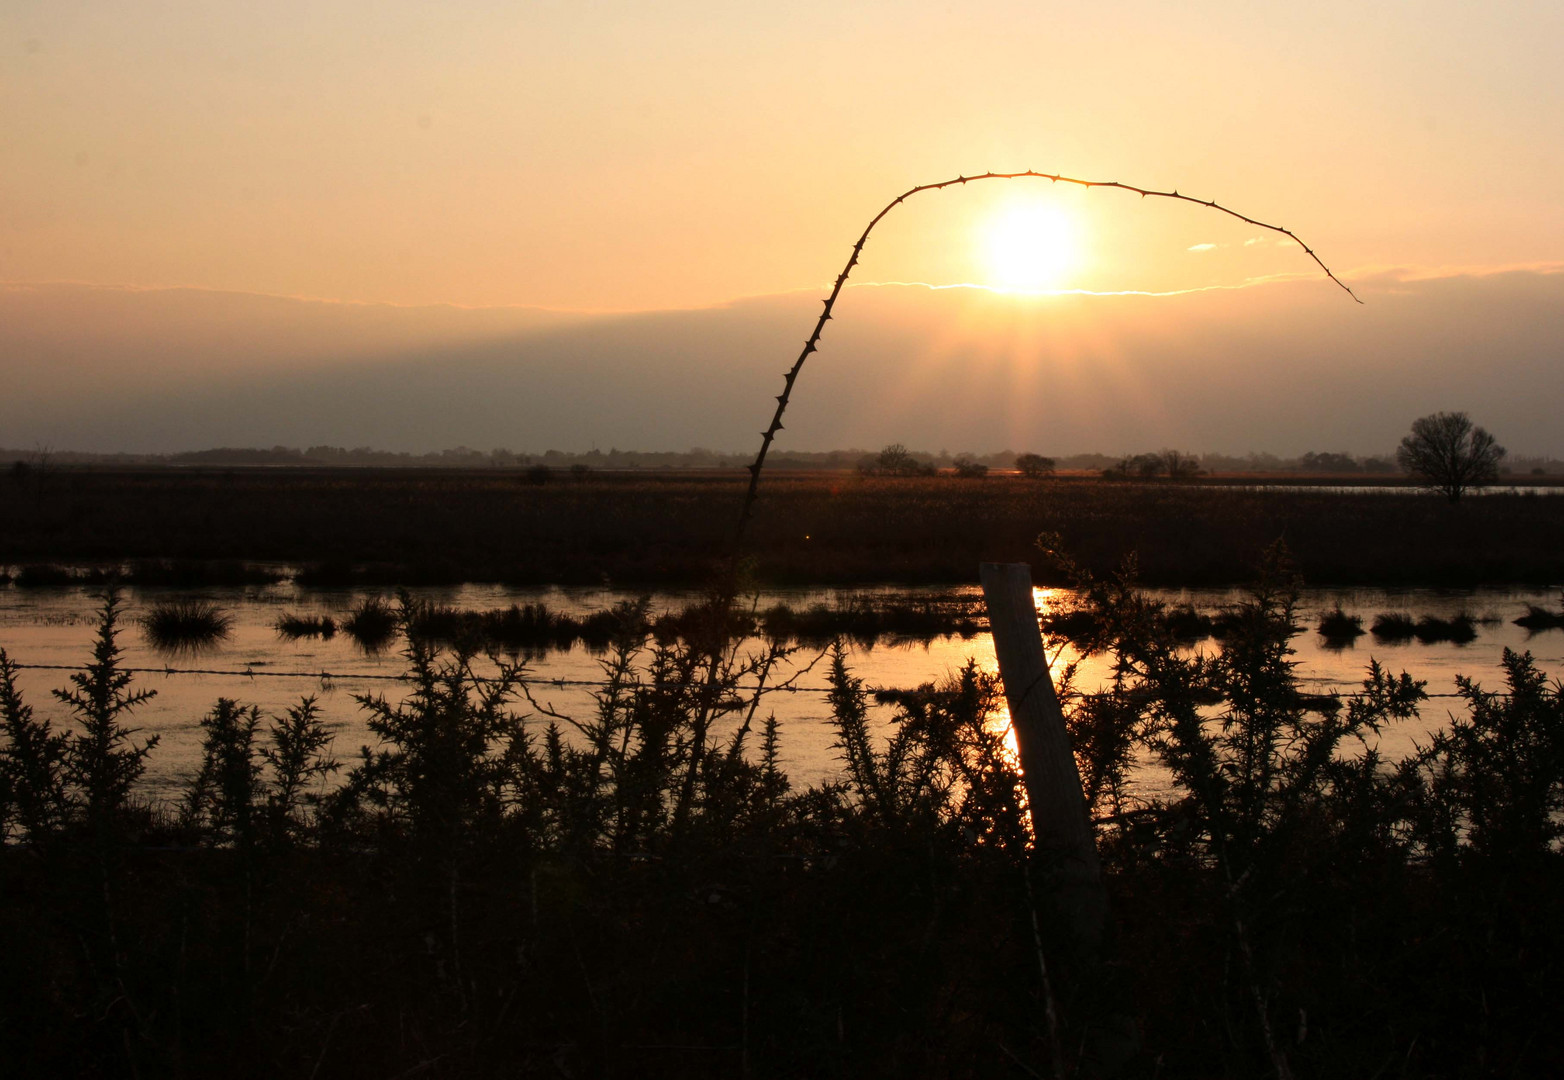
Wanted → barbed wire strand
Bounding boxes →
[2,660,1471,698]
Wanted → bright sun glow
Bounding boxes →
[981,204,1081,292]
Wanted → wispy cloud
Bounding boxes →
[1188,243,1218,252]
[844,278,1303,298]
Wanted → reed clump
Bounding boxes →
[1415,612,1478,643]
[342,595,397,651]
[1372,610,1477,644]
[273,611,338,639]
[324,593,991,658]
[9,560,283,588]
[1514,592,1564,630]
[1370,611,1417,641]
[1316,602,1365,644]
[139,598,234,654]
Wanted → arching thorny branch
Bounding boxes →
[734,170,1360,547]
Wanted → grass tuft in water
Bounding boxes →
[343,596,398,652]
[1370,612,1418,642]
[1514,592,1564,630]
[1317,604,1365,647]
[274,612,338,640]
[140,599,234,654]
[1414,612,1477,644]
[1372,611,1478,644]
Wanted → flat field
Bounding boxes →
[3,467,1562,586]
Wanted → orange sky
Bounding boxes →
[5,1,1561,311]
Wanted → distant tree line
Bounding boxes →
[4,442,1561,476]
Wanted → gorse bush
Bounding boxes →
[335,614,531,853]
[3,566,1563,1077]
[0,647,71,841]
[183,698,264,847]
[1410,647,1564,860]
[260,696,338,839]
[180,695,342,850]
[55,588,159,839]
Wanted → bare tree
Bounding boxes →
[862,443,935,477]
[1161,450,1205,480]
[1014,452,1056,479]
[952,454,989,478]
[1396,412,1505,502]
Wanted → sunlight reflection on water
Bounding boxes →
[2,579,1560,802]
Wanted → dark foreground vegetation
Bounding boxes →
[4,467,1564,586]
[4,554,1562,1079]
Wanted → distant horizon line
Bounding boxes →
[5,260,1561,318]
[8,444,1563,472]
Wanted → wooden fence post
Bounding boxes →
[980,563,1104,934]
[982,563,1140,1072]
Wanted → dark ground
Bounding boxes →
[3,466,1563,587]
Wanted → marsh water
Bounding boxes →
[3,576,1561,803]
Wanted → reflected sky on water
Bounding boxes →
[3,578,1560,802]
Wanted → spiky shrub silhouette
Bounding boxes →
[520,593,805,854]
[55,588,159,840]
[826,643,1024,849]
[1409,647,1564,861]
[6,556,1564,1074]
[183,698,263,847]
[340,603,531,852]
[261,696,338,841]
[182,695,339,847]
[1052,543,1428,1076]
[0,647,72,842]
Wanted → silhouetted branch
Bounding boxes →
[735,170,1361,546]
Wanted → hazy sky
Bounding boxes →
[6,269,1562,457]
[3,2,1561,452]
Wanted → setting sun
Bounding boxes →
[981,203,1083,292]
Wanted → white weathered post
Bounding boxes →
[980,562,1105,934]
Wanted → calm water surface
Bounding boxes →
[3,579,1560,802]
